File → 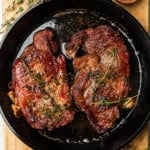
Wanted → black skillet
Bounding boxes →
[0,0,150,149]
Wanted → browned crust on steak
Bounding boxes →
[12,29,74,131]
[66,25,130,133]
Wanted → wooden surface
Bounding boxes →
[2,0,149,150]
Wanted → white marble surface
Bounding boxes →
[0,1,4,150]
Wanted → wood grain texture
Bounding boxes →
[113,0,149,31]
[2,0,149,150]
[3,123,31,150]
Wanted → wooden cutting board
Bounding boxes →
[2,0,149,149]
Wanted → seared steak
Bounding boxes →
[12,29,74,131]
[66,25,129,133]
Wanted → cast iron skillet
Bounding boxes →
[0,0,150,149]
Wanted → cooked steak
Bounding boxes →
[66,25,129,133]
[12,29,74,131]
[66,25,129,77]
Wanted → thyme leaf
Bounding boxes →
[96,99,120,106]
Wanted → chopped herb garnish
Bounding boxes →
[20,57,45,92]
[2,20,12,31]
[17,0,23,4]
[1,18,15,32]
[16,6,24,14]
[1,0,40,33]
[41,103,66,120]
[2,20,11,27]
[88,71,93,79]
[5,0,16,11]
[28,0,34,4]
[20,57,66,118]
[2,17,14,26]
[100,99,115,106]
[41,106,53,118]
[10,17,15,21]
[97,80,105,86]
[53,105,62,113]
[38,82,45,89]
[35,73,42,80]
[91,71,109,101]
[88,70,100,79]
[53,78,59,85]
[110,48,117,58]
[27,0,40,7]
[94,95,137,107]
[97,71,109,85]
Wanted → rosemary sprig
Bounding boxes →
[20,57,45,89]
[97,71,109,85]
[20,57,67,118]
[95,98,120,106]
[1,17,15,32]
[95,95,137,107]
